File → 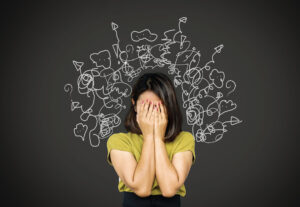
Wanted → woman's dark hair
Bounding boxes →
[124,72,182,142]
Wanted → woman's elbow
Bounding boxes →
[161,188,177,198]
[134,188,151,198]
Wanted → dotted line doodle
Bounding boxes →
[64,17,242,147]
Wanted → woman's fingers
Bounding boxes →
[154,102,159,122]
[158,102,163,119]
[147,101,154,120]
[151,103,156,122]
[138,99,144,117]
[155,102,159,112]
[142,99,149,118]
[158,101,167,121]
[153,101,160,123]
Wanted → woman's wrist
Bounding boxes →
[143,134,154,141]
[154,136,164,141]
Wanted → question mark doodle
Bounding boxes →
[64,84,73,99]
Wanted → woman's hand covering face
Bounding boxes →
[136,99,155,139]
[154,101,168,141]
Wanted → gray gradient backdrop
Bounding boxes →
[1,0,299,207]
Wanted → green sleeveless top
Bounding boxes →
[106,131,196,197]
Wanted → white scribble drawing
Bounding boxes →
[64,17,242,146]
[131,29,158,42]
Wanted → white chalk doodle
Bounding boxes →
[64,17,242,146]
[131,29,158,42]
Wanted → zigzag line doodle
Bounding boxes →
[64,17,242,147]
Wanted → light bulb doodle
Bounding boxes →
[64,17,242,147]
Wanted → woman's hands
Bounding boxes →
[154,101,168,141]
[136,99,155,140]
[136,99,168,141]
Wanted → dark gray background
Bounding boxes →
[1,0,299,206]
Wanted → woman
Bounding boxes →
[106,72,196,207]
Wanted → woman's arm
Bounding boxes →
[133,135,155,196]
[111,99,156,197]
[110,134,155,197]
[154,139,193,197]
[153,102,193,197]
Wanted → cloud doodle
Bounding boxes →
[64,17,242,147]
[90,50,111,69]
[131,29,158,42]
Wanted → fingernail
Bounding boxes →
[142,100,144,104]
